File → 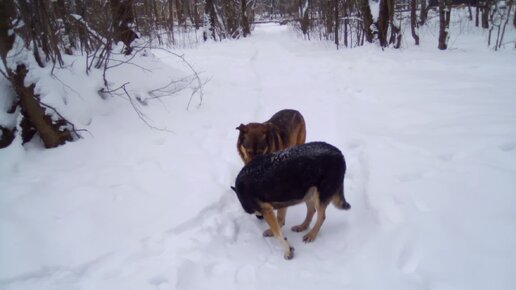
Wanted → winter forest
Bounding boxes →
[1,0,516,289]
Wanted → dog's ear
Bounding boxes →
[236,124,248,133]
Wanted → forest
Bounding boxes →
[1,0,515,149]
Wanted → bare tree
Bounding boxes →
[377,0,400,48]
[242,0,251,37]
[438,0,451,50]
[204,0,219,40]
[110,0,138,54]
[420,0,429,25]
[358,0,375,43]
[411,0,420,45]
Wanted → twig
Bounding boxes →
[103,82,175,134]
[121,84,175,134]
[152,47,205,110]
[39,101,86,139]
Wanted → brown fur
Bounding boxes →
[236,109,306,165]
[236,109,306,236]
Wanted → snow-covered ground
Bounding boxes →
[1,20,516,290]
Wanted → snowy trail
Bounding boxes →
[1,23,516,290]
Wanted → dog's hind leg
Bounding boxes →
[263,208,286,237]
[291,200,316,232]
[302,199,329,243]
[261,203,295,260]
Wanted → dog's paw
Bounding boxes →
[262,229,274,237]
[284,247,295,260]
[302,233,317,243]
[291,224,308,232]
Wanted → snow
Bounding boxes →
[1,16,516,290]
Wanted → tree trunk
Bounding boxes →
[467,0,473,21]
[14,65,72,148]
[168,0,176,44]
[438,0,451,50]
[300,0,310,35]
[420,0,428,25]
[378,0,389,47]
[476,5,480,26]
[410,0,420,45]
[241,0,251,37]
[0,0,17,148]
[151,0,162,44]
[343,3,348,47]
[514,2,516,28]
[193,0,201,29]
[334,0,339,48]
[358,0,374,43]
[110,0,138,54]
[176,0,184,25]
[496,1,509,48]
[53,0,75,54]
[481,1,490,28]
[204,0,218,41]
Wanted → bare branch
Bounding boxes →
[152,47,205,110]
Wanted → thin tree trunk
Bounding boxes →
[438,0,451,49]
[420,0,428,25]
[378,0,398,48]
[343,3,348,47]
[204,0,218,41]
[378,0,390,47]
[152,0,162,44]
[300,0,310,35]
[176,0,184,26]
[110,0,138,54]
[476,5,480,26]
[358,0,374,42]
[54,0,75,54]
[242,0,251,37]
[411,0,420,45]
[481,1,490,28]
[168,0,175,44]
[513,1,516,28]
[334,0,338,48]
[467,0,473,20]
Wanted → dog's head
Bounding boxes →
[231,185,263,218]
[236,123,272,163]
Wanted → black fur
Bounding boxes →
[233,142,348,215]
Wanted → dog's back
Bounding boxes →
[234,142,347,214]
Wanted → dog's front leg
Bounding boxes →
[261,203,294,260]
[263,207,286,237]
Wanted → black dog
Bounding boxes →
[232,142,350,260]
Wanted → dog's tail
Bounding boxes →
[332,185,351,210]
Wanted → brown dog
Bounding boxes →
[236,109,306,165]
[236,109,306,236]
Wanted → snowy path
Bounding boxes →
[1,24,516,290]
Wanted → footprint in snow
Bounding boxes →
[437,152,454,162]
[499,142,516,152]
[148,276,170,290]
[397,243,420,274]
